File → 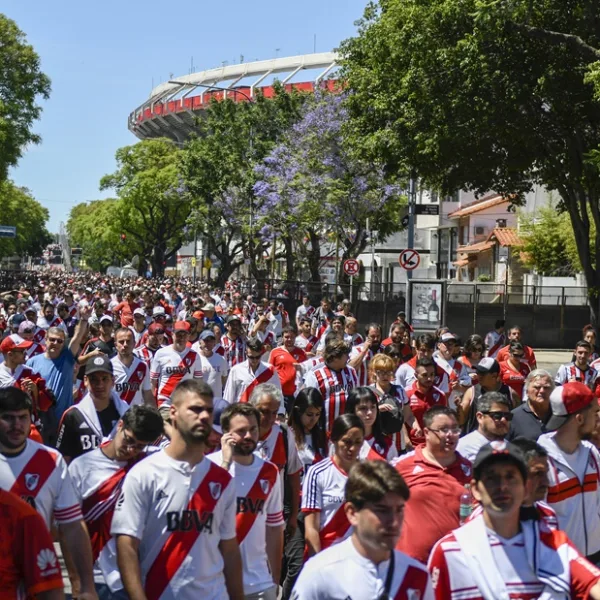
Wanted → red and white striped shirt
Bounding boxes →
[111,355,152,406]
[349,343,377,386]
[220,335,247,369]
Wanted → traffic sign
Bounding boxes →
[0,225,16,238]
[191,258,197,267]
[343,259,360,276]
[415,204,440,216]
[399,249,420,271]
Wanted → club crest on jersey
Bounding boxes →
[461,463,471,476]
[259,479,270,494]
[25,473,40,491]
[407,589,422,600]
[209,482,222,500]
[137,370,144,379]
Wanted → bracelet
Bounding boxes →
[221,461,231,470]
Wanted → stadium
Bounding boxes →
[128,52,339,142]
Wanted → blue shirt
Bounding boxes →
[27,347,76,420]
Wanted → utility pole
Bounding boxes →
[407,175,417,281]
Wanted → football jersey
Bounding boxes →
[190,346,229,399]
[500,360,530,398]
[208,452,284,595]
[25,341,45,360]
[555,362,598,389]
[111,355,151,406]
[349,344,378,387]
[255,424,303,475]
[134,344,162,369]
[222,360,283,408]
[484,330,506,358]
[404,384,447,446]
[150,346,203,405]
[295,334,318,354]
[220,335,247,369]
[0,438,81,527]
[111,451,236,600]
[269,346,307,396]
[301,458,352,550]
[293,537,433,600]
[359,435,398,462]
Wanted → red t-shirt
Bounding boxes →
[380,338,413,362]
[269,346,307,395]
[394,446,472,563]
[500,360,530,398]
[496,344,537,370]
[0,489,64,597]
[404,383,447,446]
[113,300,140,327]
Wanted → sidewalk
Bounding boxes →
[532,350,571,377]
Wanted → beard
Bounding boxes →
[0,428,28,450]
[178,423,210,445]
[233,439,258,456]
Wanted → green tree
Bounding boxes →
[0,15,51,180]
[0,181,52,260]
[100,138,190,277]
[341,0,600,320]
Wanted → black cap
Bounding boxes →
[85,354,113,376]
[226,314,241,324]
[473,440,528,481]
[474,357,500,375]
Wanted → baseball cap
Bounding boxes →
[85,354,113,376]
[473,440,528,481]
[545,382,595,432]
[153,306,166,316]
[211,400,228,434]
[200,329,216,341]
[0,334,33,353]
[99,315,113,324]
[226,314,241,324]
[133,308,146,317]
[203,303,215,311]
[18,321,36,334]
[440,332,458,343]
[11,314,27,328]
[475,357,500,375]
[174,321,191,332]
[192,310,205,320]
[24,306,37,315]
[148,323,165,335]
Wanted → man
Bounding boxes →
[0,489,65,599]
[295,295,314,327]
[457,391,512,462]
[311,297,335,340]
[19,319,45,361]
[111,327,154,407]
[314,315,346,355]
[303,339,359,432]
[81,314,116,359]
[150,320,203,406]
[266,300,286,341]
[192,329,229,400]
[130,307,148,346]
[348,323,383,386]
[57,301,78,338]
[395,333,436,389]
[496,325,537,369]
[223,339,283,410]
[508,369,554,441]
[344,316,364,347]
[269,326,307,411]
[294,317,318,356]
[88,299,108,326]
[221,315,247,369]
[484,319,506,358]
[428,440,600,599]
[293,460,433,600]
[434,332,472,408]
[203,302,225,333]
[0,387,97,599]
[112,290,139,328]
[37,302,68,337]
[134,322,165,368]
[27,306,91,444]
[112,380,244,600]
[555,340,599,390]
[538,382,600,561]
[70,405,164,599]
[394,406,471,565]
[380,322,413,363]
[57,355,130,462]
[210,403,285,600]
[404,358,446,447]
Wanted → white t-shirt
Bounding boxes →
[456,430,495,463]
[293,537,433,600]
[190,347,229,400]
[111,451,236,600]
[207,452,284,595]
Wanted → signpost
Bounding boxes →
[0,226,16,239]
[343,259,360,299]
[414,204,440,216]
[399,249,421,271]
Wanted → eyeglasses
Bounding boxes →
[511,353,524,359]
[47,337,64,344]
[482,411,513,422]
[428,427,461,436]
[121,431,148,451]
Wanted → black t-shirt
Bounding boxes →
[77,337,116,379]
[507,402,548,442]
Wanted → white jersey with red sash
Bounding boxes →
[255,424,303,475]
[220,335,247,369]
[395,356,451,394]
[303,364,359,432]
[358,435,398,462]
[70,447,147,591]
[111,355,151,406]
[33,325,47,344]
[36,315,67,335]
[134,344,162,369]
[222,360,282,407]
[66,303,78,320]
[301,458,352,551]
[208,452,284,596]
[0,438,81,527]
[294,537,433,600]
[434,354,471,409]
[484,330,506,358]
[110,451,236,600]
[295,334,318,353]
[555,362,598,390]
[150,346,202,406]
[25,340,45,359]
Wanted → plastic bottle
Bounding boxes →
[459,484,472,525]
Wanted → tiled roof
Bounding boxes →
[456,241,495,255]
[453,259,470,267]
[487,227,523,247]
[448,195,508,218]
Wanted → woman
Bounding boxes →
[302,414,364,557]
[500,340,530,398]
[458,334,486,382]
[345,387,398,462]
[370,353,419,452]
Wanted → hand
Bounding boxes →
[220,432,237,465]
[79,305,92,321]
[20,378,36,395]
[378,403,393,412]
[412,424,423,438]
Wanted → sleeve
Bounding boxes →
[222,370,236,404]
[386,442,399,462]
[301,464,323,512]
[427,539,453,600]
[291,561,327,600]
[555,365,567,385]
[303,370,319,390]
[55,410,85,461]
[53,453,83,523]
[110,467,151,540]
[193,354,203,379]
[220,356,229,377]
[19,511,65,596]
[219,476,237,541]
[68,459,84,504]
[150,353,162,381]
[266,470,285,527]
[286,427,303,475]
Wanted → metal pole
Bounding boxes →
[407,175,416,281]
[193,228,198,285]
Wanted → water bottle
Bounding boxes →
[459,484,472,525]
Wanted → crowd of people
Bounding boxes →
[2,272,600,599]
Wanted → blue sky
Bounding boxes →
[7,0,367,233]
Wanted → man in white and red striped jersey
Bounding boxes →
[36,301,68,339]
[69,404,164,599]
[555,340,599,392]
[112,327,155,407]
[112,380,244,600]
[209,402,285,600]
[134,322,166,368]
[304,339,359,432]
[294,317,318,355]
[223,338,284,412]
[295,295,315,328]
[150,321,203,406]
[220,315,247,369]
[0,386,97,598]
[348,323,382,387]
[484,319,506,358]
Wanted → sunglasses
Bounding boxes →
[47,337,65,344]
[482,411,513,422]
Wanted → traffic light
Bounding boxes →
[120,234,126,242]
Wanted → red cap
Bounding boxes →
[148,323,165,335]
[546,382,595,431]
[174,321,191,332]
[192,311,205,320]
[0,334,33,353]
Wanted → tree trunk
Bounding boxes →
[151,245,165,278]
[307,229,322,284]
[283,235,295,280]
